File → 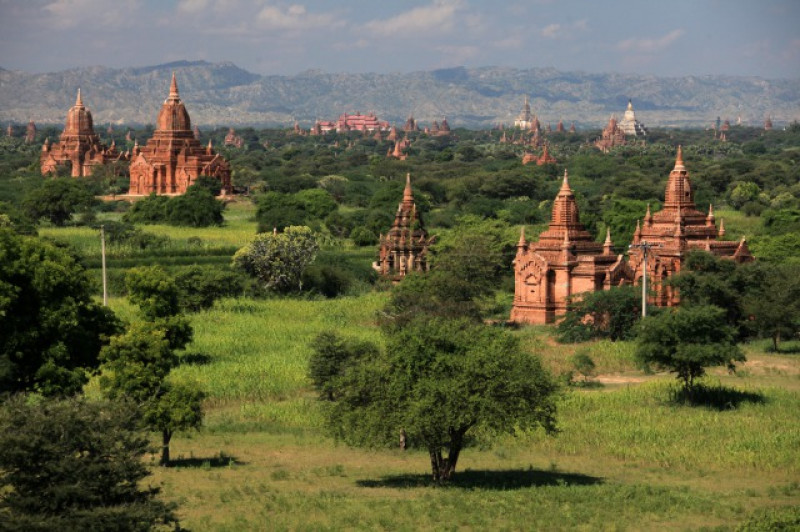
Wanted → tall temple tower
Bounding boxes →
[514,96,533,129]
[128,73,231,195]
[511,170,628,324]
[627,146,753,307]
[40,89,123,177]
[619,100,648,136]
[373,173,435,280]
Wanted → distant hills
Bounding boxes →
[1,60,798,129]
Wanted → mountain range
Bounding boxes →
[1,60,798,129]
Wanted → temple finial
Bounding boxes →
[517,226,527,247]
[561,168,570,188]
[76,88,83,107]
[674,145,685,171]
[603,227,613,254]
[719,218,726,237]
[169,72,180,100]
[403,172,413,202]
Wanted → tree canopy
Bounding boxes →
[233,226,319,293]
[313,318,558,482]
[635,305,745,392]
[0,396,178,531]
[0,229,120,396]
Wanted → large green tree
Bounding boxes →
[635,305,745,392]
[0,229,120,396]
[233,226,319,293]
[21,177,95,226]
[315,318,558,482]
[0,396,178,530]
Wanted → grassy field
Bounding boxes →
[46,204,800,530]
[130,294,800,531]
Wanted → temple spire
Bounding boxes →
[76,88,83,107]
[403,172,413,203]
[517,226,527,248]
[674,145,685,171]
[560,168,571,191]
[603,227,613,255]
[169,72,180,101]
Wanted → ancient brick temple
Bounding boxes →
[224,127,244,147]
[511,170,628,324]
[40,89,124,177]
[522,144,557,166]
[628,146,753,306]
[128,74,231,195]
[373,173,435,279]
[594,116,626,152]
[25,121,36,143]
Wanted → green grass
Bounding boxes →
[40,205,800,530]
[104,291,797,531]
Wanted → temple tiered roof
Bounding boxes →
[128,73,231,195]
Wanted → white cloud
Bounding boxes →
[256,4,340,31]
[177,0,210,14]
[43,0,141,29]
[365,0,463,36]
[617,29,685,53]
[541,23,560,38]
[540,19,587,39]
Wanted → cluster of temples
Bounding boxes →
[509,147,753,324]
[40,74,231,195]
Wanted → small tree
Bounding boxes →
[570,350,597,383]
[318,318,558,482]
[744,264,800,351]
[101,266,204,465]
[0,396,178,530]
[101,322,204,466]
[635,305,745,393]
[557,285,641,343]
[233,226,319,293]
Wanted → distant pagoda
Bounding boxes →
[618,100,648,136]
[628,146,753,307]
[373,173,434,279]
[511,170,627,324]
[128,74,231,195]
[40,89,124,177]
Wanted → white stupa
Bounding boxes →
[619,99,648,136]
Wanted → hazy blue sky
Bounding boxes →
[1,0,798,78]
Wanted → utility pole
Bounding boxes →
[629,241,659,317]
[100,224,107,306]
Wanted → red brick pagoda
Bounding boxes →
[627,146,753,307]
[373,173,435,279]
[40,89,124,177]
[128,74,231,195]
[511,170,628,324]
[594,116,626,152]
